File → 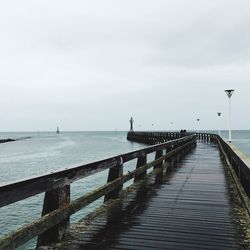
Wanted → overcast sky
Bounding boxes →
[0,0,249,131]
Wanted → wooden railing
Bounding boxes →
[217,136,250,215]
[0,135,196,249]
[127,131,193,145]
[195,132,218,141]
[127,131,219,144]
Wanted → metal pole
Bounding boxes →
[225,89,234,143]
[228,98,232,143]
[217,112,222,137]
[197,119,200,133]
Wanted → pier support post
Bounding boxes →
[104,157,123,202]
[171,145,178,167]
[165,146,172,170]
[154,150,163,169]
[134,154,147,182]
[37,185,70,247]
[176,142,183,161]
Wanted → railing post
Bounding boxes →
[37,185,70,248]
[165,146,172,169]
[171,144,178,167]
[104,157,123,202]
[134,153,147,182]
[154,150,163,169]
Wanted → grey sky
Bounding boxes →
[0,0,250,131]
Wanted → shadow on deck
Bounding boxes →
[52,142,247,250]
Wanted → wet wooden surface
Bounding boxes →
[52,142,244,250]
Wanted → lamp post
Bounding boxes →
[217,112,222,136]
[197,118,200,133]
[225,89,234,143]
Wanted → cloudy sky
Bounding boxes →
[0,0,249,131]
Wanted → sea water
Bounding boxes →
[0,130,250,249]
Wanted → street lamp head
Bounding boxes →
[217,112,222,117]
[197,119,200,122]
[225,89,234,98]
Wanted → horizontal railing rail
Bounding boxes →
[0,136,194,208]
[0,135,196,249]
[127,131,194,144]
[127,131,219,145]
[195,132,218,140]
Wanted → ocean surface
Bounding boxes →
[0,130,250,249]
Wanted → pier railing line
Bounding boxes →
[127,131,193,144]
[217,136,250,216]
[0,134,196,249]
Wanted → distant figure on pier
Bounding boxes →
[56,126,60,134]
[129,117,134,131]
[180,129,187,137]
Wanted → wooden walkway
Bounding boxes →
[52,142,244,250]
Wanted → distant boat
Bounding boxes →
[56,126,60,134]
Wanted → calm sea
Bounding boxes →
[0,130,250,249]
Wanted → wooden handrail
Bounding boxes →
[0,135,194,208]
[217,136,250,197]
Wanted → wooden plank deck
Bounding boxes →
[48,142,245,250]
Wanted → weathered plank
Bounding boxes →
[0,158,118,208]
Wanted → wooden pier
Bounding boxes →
[0,132,250,249]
